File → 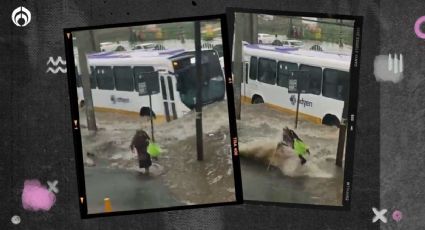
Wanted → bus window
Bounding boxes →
[277,61,298,88]
[133,66,158,94]
[323,69,349,101]
[160,76,167,100]
[203,50,223,82]
[80,66,97,89]
[299,64,322,95]
[167,77,175,100]
[258,58,276,85]
[95,66,114,90]
[90,66,97,89]
[114,66,134,91]
[249,57,257,80]
[172,50,225,109]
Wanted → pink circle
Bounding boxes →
[392,210,403,222]
[414,16,425,39]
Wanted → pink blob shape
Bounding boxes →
[414,16,425,39]
[22,180,56,211]
[392,210,403,222]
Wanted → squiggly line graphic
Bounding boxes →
[46,67,67,74]
[46,56,66,66]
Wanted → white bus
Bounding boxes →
[75,48,225,122]
[241,44,351,126]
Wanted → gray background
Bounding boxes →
[0,0,422,229]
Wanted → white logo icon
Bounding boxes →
[372,207,388,223]
[11,6,31,27]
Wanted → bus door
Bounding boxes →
[159,73,178,122]
[245,56,259,100]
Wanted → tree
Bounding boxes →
[233,13,244,120]
[74,30,97,132]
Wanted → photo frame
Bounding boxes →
[226,7,362,209]
[64,14,243,218]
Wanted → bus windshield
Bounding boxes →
[172,50,225,109]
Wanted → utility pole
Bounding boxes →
[251,14,258,44]
[336,101,348,167]
[75,30,97,132]
[288,17,293,39]
[242,13,257,44]
[89,30,101,52]
[148,92,155,142]
[233,13,244,120]
[179,24,185,44]
[339,19,344,48]
[194,21,204,161]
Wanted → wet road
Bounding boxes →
[241,157,344,206]
[84,167,182,214]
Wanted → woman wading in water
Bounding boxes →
[130,129,152,175]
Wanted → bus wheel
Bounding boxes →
[252,95,264,104]
[322,114,340,127]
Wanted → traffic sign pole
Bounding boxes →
[149,93,154,142]
[295,89,300,129]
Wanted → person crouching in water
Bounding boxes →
[130,129,152,175]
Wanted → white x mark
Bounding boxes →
[372,207,387,223]
[47,180,59,194]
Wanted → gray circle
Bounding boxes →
[11,215,21,225]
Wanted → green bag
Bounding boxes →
[147,142,161,157]
[294,139,308,156]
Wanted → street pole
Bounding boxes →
[149,93,155,142]
[336,123,346,167]
[234,13,243,120]
[194,21,204,161]
[75,30,97,132]
[251,13,258,44]
[336,102,348,167]
[295,90,300,129]
[89,30,100,52]
[289,17,293,38]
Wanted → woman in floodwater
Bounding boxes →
[130,129,152,175]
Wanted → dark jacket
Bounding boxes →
[130,130,152,168]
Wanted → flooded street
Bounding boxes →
[238,103,345,206]
[84,167,182,214]
[77,98,344,210]
[78,101,236,213]
[241,157,343,205]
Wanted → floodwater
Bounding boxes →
[241,157,343,206]
[238,103,345,206]
[78,100,344,209]
[84,166,182,214]
[78,101,236,213]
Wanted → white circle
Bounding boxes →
[11,215,21,225]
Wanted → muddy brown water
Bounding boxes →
[241,157,343,206]
[79,103,236,210]
[238,103,344,206]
